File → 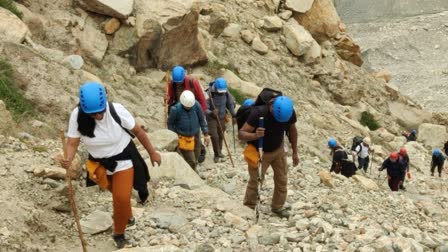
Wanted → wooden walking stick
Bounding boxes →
[208,90,235,167]
[164,71,170,128]
[255,117,264,223]
[60,130,88,252]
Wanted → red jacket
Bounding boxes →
[167,75,207,112]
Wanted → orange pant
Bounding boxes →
[109,168,134,234]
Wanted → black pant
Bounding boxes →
[358,156,369,171]
[431,163,443,175]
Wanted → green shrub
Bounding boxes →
[228,86,246,105]
[0,0,23,19]
[0,58,35,120]
[360,111,380,131]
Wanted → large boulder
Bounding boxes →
[283,19,315,57]
[220,69,262,97]
[418,123,448,149]
[150,129,178,152]
[80,210,113,235]
[333,33,363,66]
[75,0,134,19]
[72,19,108,64]
[352,175,379,191]
[133,0,208,71]
[285,0,314,13]
[0,101,14,135]
[388,102,432,129]
[294,0,341,43]
[0,8,31,43]
[15,3,46,39]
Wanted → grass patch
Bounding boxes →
[228,86,246,105]
[32,145,48,153]
[0,58,35,120]
[360,111,380,131]
[0,0,23,19]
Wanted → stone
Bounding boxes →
[121,245,183,252]
[148,152,205,189]
[285,0,314,13]
[15,3,46,38]
[150,129,179,152]
[0,101,14,135]
[195,244,215,252]
[72,20,108,64]
[0,8,31,43]
[294,0,341,43]
[304,39,322,63]
[53,152,83,177]
[75,0,134,19]
[80,210,113,234]
[352,175,379,191]
[104,18,121,35]
[134,0,207,71]
[279,10,293,20]
[222,23,242,39]
[220,69,262,97]
[263,16,283,32]
[240,29,255,44]
[251,36,269,55]
[318,170,334,188]
[258,230,280,245]
[81,70,103,83]
[246,225,262,251]
[224,212,249,231]
[149,210,188,229]
[62,55,84,70]
[374,69,392,83]
[334,34,363,66]
[418,123,448,149]
[283,19,314,57]
[33,166,68,180]
[209,11,229,38]
[388,102,432,129]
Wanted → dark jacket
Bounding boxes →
[381,158,406,178]
[431,154,446,166]
[168,101,208,137]
[399,154,410,170]
[206,84,236,120]
[331,146,348,172]
[407,132,416,142]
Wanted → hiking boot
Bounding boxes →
[399,185,406,190]
[217,153,225,158]
[283,202,292,210]
[439,173,442,177]
[198,148,206,163]
[272,208,290,219]
[214,157,220,163]
[127,217,135,227]
[113,234,130,249]
[431,173,434,176]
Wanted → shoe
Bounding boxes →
[439,173,442,177]
[127,217,135,227]
[217,153,225,158]
[431,173,434,176]
[283,202,292,210]
[113,234,130,249]
[214,157,220,163]
[198,148,206,163]
[272,208,290,218]
[399,185,406,190]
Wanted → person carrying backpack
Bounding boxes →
[398,147,410,190]
[352,137,372,173]
[61,82,162,249]
[431,148,445,177]
[238,95,299,219]
[328,138,356,177]
[168,90,210,171]
[205,77,236,163]
[407,129,417,142]
[167,66,208,163]
[378,152,406,191]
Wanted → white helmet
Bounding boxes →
[180,90,195,108]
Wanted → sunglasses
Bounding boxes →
[87,108,106,116]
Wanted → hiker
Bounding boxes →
[431,148,445,177]
[352,137,372,173]
[236,98,255,130]
[328,138,356,177]
[61,82,161,249]
[378,152,406,191]
[238,95,299,218]
[444,141,448,156]
[168,90,210,170]
[398,147,410,190]
[407,129,417,142]
[167,66,207,163]
[206,77,237,163]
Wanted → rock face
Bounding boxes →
[150,129,179,152]
[388,102,432,129]
[285,0,315,13]
[0,101,14,135]
[220,69,262,97]
[75,0,134,19]
[133,0,208,71]
[72,20,108,64]
[262,16,283,32]
[0,8,30,43]
[418,123,448,149]
[294,0,341,43]
[283,19,315,57]
[352,175,379,191]
[334,34,363,66]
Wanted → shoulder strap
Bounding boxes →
[108,102,135,138]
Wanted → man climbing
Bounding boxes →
[205,77,237,163]
[431,148,445,177]
[352,137,372,173]
[238,95,299,218]
[167,66,208,163]
[168,90,210,171]
[398,147,410,190]
[407,129,417,142]
[328,138,356,177]
[379,152,406,191]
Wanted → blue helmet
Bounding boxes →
[433,148,440,156]
[411,129,417,134]
[272,96,294,123]
[79,82,107,114]
[328,138,337,148]
[172,66,185,83]
[214,77,228,93]
[242,98,255,107]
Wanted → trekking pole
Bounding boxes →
[60,130,88,252]
[208,91,234,167]
[369,152,374,176]
[164,71,170,128]
[232,123,236,154]
[255,117,264,223]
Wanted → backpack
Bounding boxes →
[351,136,364,153]
[109,102,135,138]
[236,88,283,130]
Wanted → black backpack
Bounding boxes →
[351,136,364,153]
[236,88,283,130]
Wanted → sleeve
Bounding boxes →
[167,105,177,133]
[113,103,136,130]
[355,145,361,153]
[193,79,207,113]
[196,102,208,135]
[67,108,81,138]
[226,93,237,117]
[246,108,260,128]
[289,110,298,124]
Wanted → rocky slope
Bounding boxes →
[0,0,448,251]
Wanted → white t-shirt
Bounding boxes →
[67,103,136,174]
[355,143,369,159]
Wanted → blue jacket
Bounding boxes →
[206,84,236,120]
[168,101,208,136]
